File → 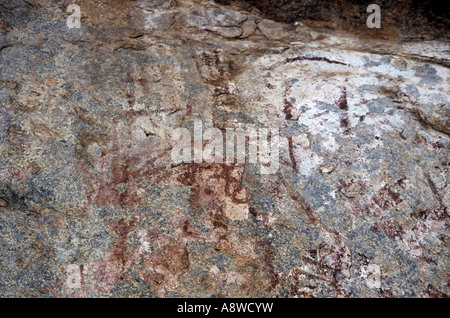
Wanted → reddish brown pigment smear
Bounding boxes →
[96,157,141,207]
[126,92,135,108]
[336,87,348,110]
[283,99,294,120]
[176,164,248,206]
[423,174,449,221]
[175,163,248,230]
[290,194,319,224]
[140,244,190,290]
[370,219,405,239]
[186,102,193,115]
[125,71,134,83]
[340,118,350,129]
[285,56,347,66]
[379,289,395,298]
[108,217,137,279]
[371,184,403,211]
[262,55,347,71]
[424,284,449,298]
[256,240,279,292]
[282,84,294,120]
[287,137,298,173]
[156,245,190,275]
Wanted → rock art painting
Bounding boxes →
[0,0,448,298]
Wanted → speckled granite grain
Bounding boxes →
[0,0,448,297]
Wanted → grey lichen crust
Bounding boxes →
[0,0,448,297]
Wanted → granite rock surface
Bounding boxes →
[0,0,449,297]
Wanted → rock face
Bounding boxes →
[0,0,449,298]
[216,0,450,39]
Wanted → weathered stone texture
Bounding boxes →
[0,0,448,297]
